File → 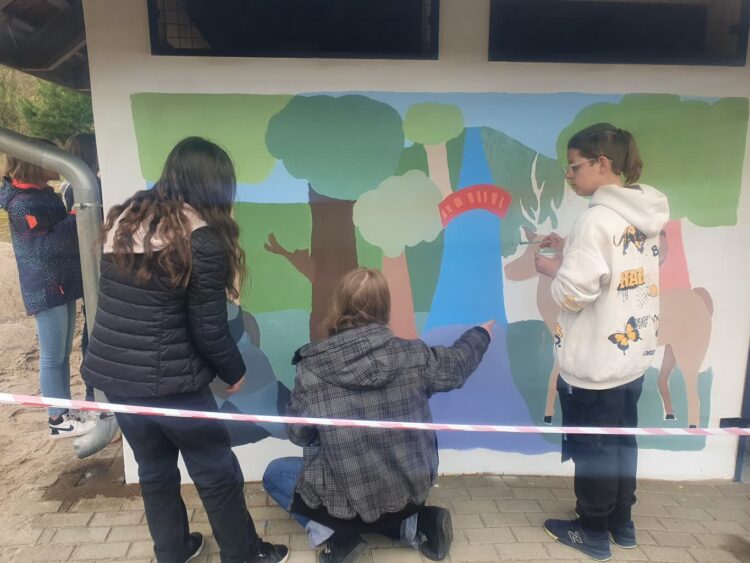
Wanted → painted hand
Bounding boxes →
[480,320,496,339]
[226,376,245,395]
[534,253,562,278]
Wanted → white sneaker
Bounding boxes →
[70,409,101,423]
[49,412,96,439]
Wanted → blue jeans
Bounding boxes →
[34,301,76,417]
[263,457,419,549]
[263,457,335,547]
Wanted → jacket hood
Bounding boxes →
[590,184,669,237]
[103,203,207,254]
[293,324,397,390]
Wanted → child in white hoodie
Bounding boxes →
[534,123,669,561]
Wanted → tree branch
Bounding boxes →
[264,233,315,282]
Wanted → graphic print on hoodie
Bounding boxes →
[550,184,670,390]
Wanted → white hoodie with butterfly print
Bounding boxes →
[550,183,669,390]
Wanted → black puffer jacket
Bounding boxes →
[81,227,245,398]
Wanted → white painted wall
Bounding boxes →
[83,0,750,482]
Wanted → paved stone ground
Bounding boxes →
[1,443,749,563]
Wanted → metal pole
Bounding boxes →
[0,126,117,458]
[0,127,101,321]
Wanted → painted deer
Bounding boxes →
[504,223,713,428]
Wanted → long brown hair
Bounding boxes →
[568,123,643,184]
[64,132,99,174]
[3,138,57,184]
[323,268,391,336]
[103,137,246,299]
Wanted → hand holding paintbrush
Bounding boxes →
[539,232,565,252]
[519,233,564,250]
[530,232,564,277]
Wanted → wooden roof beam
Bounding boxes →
[16,0,85,71]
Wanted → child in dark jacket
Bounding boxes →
[263,268,494,563]
[81,137,288,563]
[0,142,94,439]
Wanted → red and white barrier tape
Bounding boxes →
[1,393,748,437]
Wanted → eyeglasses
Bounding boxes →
[564,158,597,176]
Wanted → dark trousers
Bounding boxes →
[109,387,259,563]
[263,457,419,547]
[558,375,643,532]
[80,314,95,402]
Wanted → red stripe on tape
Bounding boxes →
[0,393,747,437]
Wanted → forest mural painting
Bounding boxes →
[131,91,748,454]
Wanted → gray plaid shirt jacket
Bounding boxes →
[286,323,491,523]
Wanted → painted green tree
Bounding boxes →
[353,170,443,338]
[403,103,464,199]
[130,93,294,312]
[395,132,465,313]
[557,94,749,227]
[483,128,566,257]
[130,93,291,185]
[265,94,404,340]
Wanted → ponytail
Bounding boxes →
[617,129,642,184]
[568,123,643,184]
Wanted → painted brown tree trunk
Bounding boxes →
[381,252,418,339]
[309,185,358,341]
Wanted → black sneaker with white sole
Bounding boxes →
[250,540,289,562]
[572,508,637,548]
[186,532,204,561]
[608,520,637,549]
[543,518,611,562]
[418,506,453,561]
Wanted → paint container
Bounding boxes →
[537,247,558,258]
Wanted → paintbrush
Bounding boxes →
[518,240,543,245]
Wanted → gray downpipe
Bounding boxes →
[0,127,118,457]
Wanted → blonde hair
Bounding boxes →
[322,268,391,336]
[2,138,57,184]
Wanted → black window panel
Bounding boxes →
[148,0,439,60]
[489,0,750,66]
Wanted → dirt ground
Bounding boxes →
[0,240,132,505]
[0,211,9,243]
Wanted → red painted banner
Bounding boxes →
[439,184,512,226]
